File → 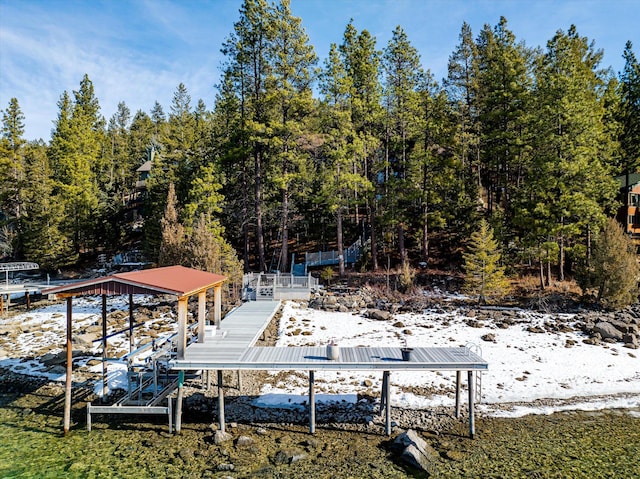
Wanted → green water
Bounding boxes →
[2,384,639,478]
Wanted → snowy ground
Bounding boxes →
[1,295,639,417]
[259,301,640,417]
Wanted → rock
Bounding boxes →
[213,430,233,445]
[593,322,624,341]
[273,448,307,465]
[392,429,439,472]
[481,333,496,342]
[367,309,391,321]
[526,326,545,334]
[392,321,405,328]
[235,435,254,447]
[216,463,235,471]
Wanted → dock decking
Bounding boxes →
[171,300,489,438]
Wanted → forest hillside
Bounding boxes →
[1,1,639,305]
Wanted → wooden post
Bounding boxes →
[468,370,475,439]
[63,297,73,435]
[197,290,206,343]
[217,370,225,433]
[25,291,30,310]
[384,370,391,435]
[175,370,184,434]
[214,284,222,330]
[309,370,316,434]
[102,294,108,400]
[177,297,188,359]
[455,370,462,418]
[129,293,134,353]
[0,294,3,316]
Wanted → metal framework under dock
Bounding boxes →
[172,344,488,438]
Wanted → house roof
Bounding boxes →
[616,173,640,189]
[136,160,153,173]
[43,265,227,299]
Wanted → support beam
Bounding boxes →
[129,293,134,353]
[197,290,206,343]
[380,370,388,414]
[455,370,462,418]
[102,294,108,401]
[213,285,222,330]
[468,370,476,439]
[177,297,188,359]
[384,370,391,435]
[175,370,184,434]
[217,370,225,433]
[309,370,316,434]
[63,297,73,435]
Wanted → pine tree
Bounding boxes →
[577,218,639,309]
[463,219,510,303]
[618,41,640,195]
[339,22,383,269]
[381,25,422,267]
[0,98,26,223]
[268,0,317,273]
[529,26,617,281]
[49,75,104,254]
[158,183,185,266]
[475,17,533,221]
[319,43,371,275]
[20,141,73,270]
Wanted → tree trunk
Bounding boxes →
[421,163,429,264]
[559,235,565,282]
[255,149,266,272]
[398,223,406,268]
[337,206,344,277]
[280,187,289,273]
[242,158,250,272]
[370,200,378,271]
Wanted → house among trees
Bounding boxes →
[617,173,640,249]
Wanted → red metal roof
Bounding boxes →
[43,265,227,299]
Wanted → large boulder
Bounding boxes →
[367,309,391,321]
[392,429,439,473]
[593,322,624,341]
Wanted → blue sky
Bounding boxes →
[1,0,638,141]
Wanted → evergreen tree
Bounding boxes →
[463,219,510,304]
[268,0,317,272]
[339,21,383,269]
[0,98,26,222]
[158,183,185,266]
[381,25,422,267]
[222,0,273,271]
[49,75,104,254]
[318,43,371,276]
[577,218,639,309]
[618,41,640,205]
[475,17,533,222]
[529,26,617,281]
[20,141,73,270]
